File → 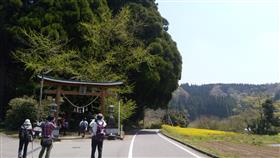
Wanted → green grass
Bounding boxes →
[0,122,18,137]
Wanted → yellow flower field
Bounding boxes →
[162,124,236,137]
[161,124,280,158]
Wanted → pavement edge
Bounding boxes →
[160,131,219,158]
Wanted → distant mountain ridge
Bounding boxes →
[169,83,280,120]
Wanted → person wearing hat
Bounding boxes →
[89,113,107,158]
[18,119,33,158]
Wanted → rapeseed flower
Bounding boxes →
[162,125,236,137]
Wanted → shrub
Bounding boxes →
[144,108,165,129]
[5,96,38,130]
[189,116,220,130]
[150,123,162,129]
[248,99,280,135]
[163,110,189,127]
[189,115,247,132]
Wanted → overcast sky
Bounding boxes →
[157,0,279,85]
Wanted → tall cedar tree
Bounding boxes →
[0,0,182,121]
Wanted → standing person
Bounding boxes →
[79,118,88,138]
[39,116,56,158]
[18,119,33,158]
[89,113,107,158]
[61,118,68,136]
[33,120,42,138]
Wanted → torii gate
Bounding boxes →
[38,76,123,118]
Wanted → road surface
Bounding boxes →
[1,129,210,158]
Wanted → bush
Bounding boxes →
[163,110,189,127]
[189,116,220,130]
[150,123,162,129]
[248,99,280,135]
[248,119,279,135]
[144,108,165,129]
[189,115,247,132]
[5,96,38,130]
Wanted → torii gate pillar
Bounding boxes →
[100,89,105,114]
[54,86,62,119]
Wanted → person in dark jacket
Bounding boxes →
[18,119,33,158]
[39,116,56,158]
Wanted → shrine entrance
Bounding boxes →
[38,76,123,119]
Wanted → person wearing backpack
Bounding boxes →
[79,118,88,138]
[39,116,56,158]
[89,113,107,158]
[18,119,33,158]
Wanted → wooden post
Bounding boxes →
[100,90,105,114]
[55,86,62,121]
[39,74,44,120]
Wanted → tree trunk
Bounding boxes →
[0,30,9,120]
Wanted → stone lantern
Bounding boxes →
[49,98,60,138]
[49,99,57,116]
[107,105,116,128]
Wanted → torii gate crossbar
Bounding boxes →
[38,75,123,118]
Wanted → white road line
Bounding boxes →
[0,135,2,158]
[128,132,138,158]
[157,133,202,158]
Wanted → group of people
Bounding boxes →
[78,114,107,158]
[18,113,107,158]
[18,116,56,158]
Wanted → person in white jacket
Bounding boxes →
[18,119,33,158]
[89,113,107,158]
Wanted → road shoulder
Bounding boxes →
[160,131,219,158]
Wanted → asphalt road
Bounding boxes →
[1,129,210,158]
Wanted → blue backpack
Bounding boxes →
[80,121,87,130]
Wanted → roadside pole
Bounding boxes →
[39,74,44,120]
[118,99,120,135]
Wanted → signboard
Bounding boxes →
[79,86,87,95]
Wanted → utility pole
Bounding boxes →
[39,74,44,109]
[118,98,121,135]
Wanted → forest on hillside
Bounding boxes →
[167,83,280,133]
[169,83,280,120]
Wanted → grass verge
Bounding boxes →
[0,122,19,137]
[161,125,280,158]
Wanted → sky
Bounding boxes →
[156,0,279,85]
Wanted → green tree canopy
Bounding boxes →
[1,0,182,121]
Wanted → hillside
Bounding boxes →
[169,83,280,120]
